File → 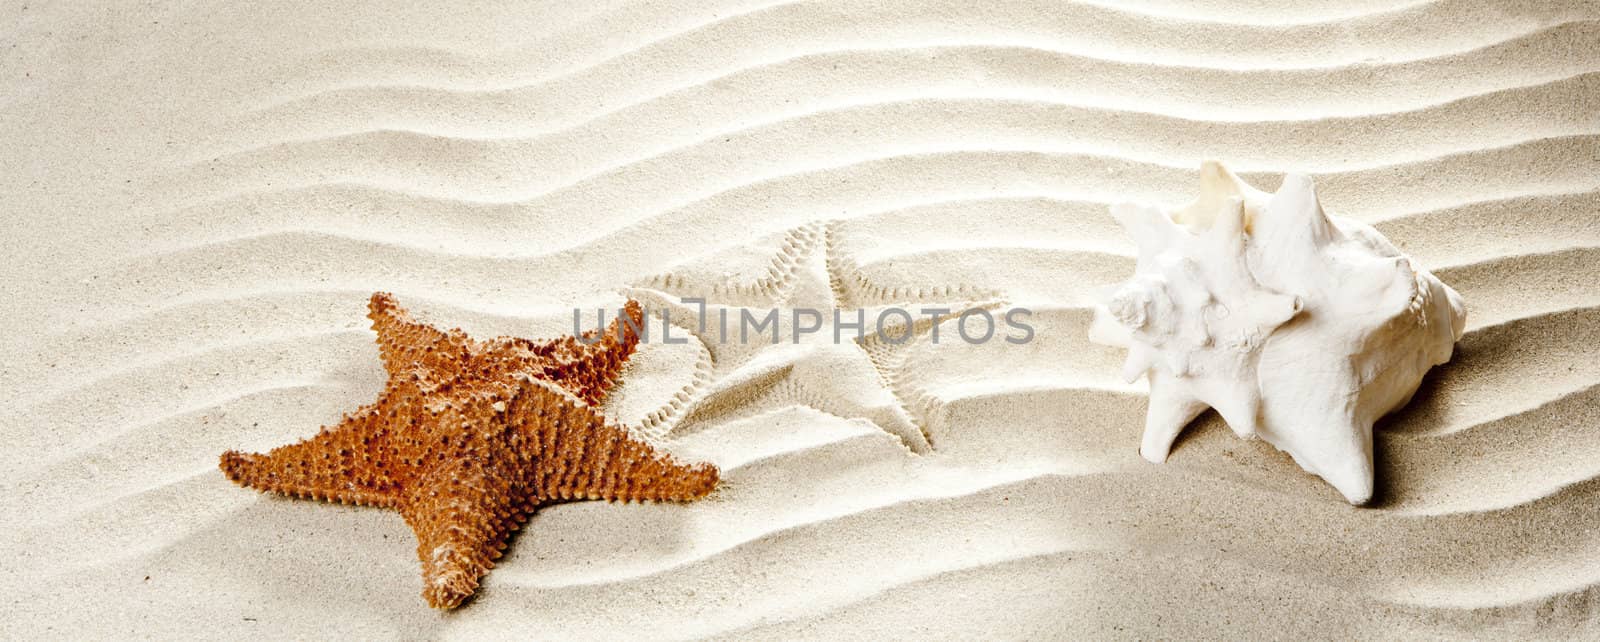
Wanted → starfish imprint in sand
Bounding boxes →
[625,221,1002,453]
[220,293,720,609]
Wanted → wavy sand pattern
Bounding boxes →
[3,1,1598,638]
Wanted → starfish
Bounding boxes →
[220,293,720,608]
[624,222,999,452]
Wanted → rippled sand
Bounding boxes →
[4,1,1598,638]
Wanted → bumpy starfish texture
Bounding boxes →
[1091,162,1465,504]
[220,293,720,608]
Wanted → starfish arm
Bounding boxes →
[219,402,402,508]
[515,379,719,504]
[522,299,645,406]
[1140,373,1209,464]
[399,457,529,609]
[368,292,463,385]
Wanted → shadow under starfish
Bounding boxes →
[220,292,719,609]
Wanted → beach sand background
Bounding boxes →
[4,1,1598,638]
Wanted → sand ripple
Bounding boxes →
[3,0,1597,638]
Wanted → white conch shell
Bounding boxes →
[1090,162,1466,505]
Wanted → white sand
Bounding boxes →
[4,1,1599,638]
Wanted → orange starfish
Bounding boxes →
[220,293,720,609]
